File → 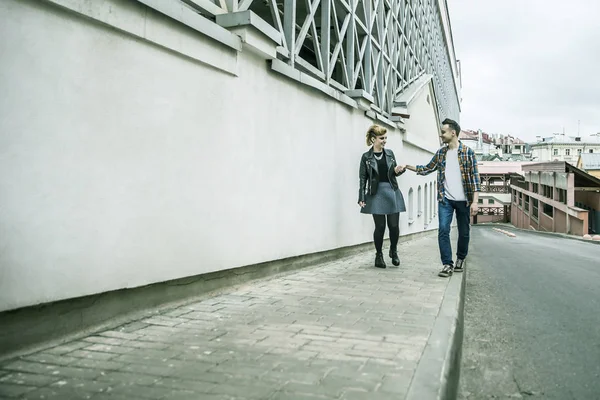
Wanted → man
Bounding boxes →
[401,118,480,277]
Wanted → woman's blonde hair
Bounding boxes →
[365,124,387,146]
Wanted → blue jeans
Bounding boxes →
[438,199,471,266]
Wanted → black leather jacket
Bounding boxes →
[358,148,405,203]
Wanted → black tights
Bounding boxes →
[372,213,400,253]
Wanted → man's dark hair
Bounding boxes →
[442,118,461,135]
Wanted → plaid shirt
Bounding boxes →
[415,142,481,205]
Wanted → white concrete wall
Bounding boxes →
[0,0,441,312]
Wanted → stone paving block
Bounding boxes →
[1,360,63,376]
[96,371,161,386]
[209,382,279,399]
[20,353,80,366]
[110,352,175,365]
[281,382,344,398]
[152,376,216,392]
[377,372,413,394]
[0,383,37,397]
[270,393,336,400]
[321,375,379,392]
[118,321,151,333]
[83,336,127,346]
[98,330,143,341]
[118,362,182,377]
[120,341,171,351]
[67,350,119,361]
[69,358,125,371]
[342,389,397,400]
[96,384,175,399]
[46,366,105,380]
[19,379,115,399]
[158,391,230,400]
[0,371,60,386]
[261,370,324,385]
[327,367,383,383]
[140,316,190,327]
[43,341,89,355]
[172,370,231,384]
[82,344,137,355]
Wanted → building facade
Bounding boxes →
[531,133,600,164]
[510,162,600,236]
[472,162,537,224]
[577,153,600,179]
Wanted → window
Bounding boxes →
[424,184,429,222]
[541,184,554,199]
[532,199,539,220]
[565,149,571,156]
[524,195,530,212]
[553,149,559,155]
[578,149,582,155]
[478,199,484,204]
[418,186,422,217]
[532,183,539,193]
[543,202,553,217]
[518,192,523,207]
[591,149,595,153]
[408,188,414,222]
[558,189,567,204]
[489,199,495,204]
[430,182,434,217]
[513,190,517,204]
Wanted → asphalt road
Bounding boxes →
[458,225,600,400]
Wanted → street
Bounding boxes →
[459,226,600,400]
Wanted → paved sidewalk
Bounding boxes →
[0,233,458,400]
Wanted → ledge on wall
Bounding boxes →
[365,110,404,131]
[392,74,434,117]
[216,10,281,60]
[270,59,358,108]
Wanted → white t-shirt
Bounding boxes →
[444,149,466,201]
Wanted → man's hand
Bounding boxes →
[359,201,366,208]
[394,165,405,174]
[470,203,478,216]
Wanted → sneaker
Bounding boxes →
[438,264,454,277]
[389,249,400,267]
[374,252,386,269]
[454,259,465,272]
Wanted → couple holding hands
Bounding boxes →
[358,119,481,277]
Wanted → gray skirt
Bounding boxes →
[361,182,406,215]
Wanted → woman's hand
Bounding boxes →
[394,165,405,174]
[358,201,366,208]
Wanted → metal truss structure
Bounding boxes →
[184,0,460,120]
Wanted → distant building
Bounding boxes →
[460,130,531,161]
[473,162,537,224]
[459,129,494,155]
[530,133,600,164]
[510,162,600,235]
[576,153,600,179]
[492,134,531,161]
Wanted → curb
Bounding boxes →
[406,265,466,400]
[476,223,600,245]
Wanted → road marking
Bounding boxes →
[492,228,517,238]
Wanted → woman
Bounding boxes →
[358,124,406,268]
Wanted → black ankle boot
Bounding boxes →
[375,252,386,268]
[389,249,400,266]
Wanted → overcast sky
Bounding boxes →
[448,1,600,142]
